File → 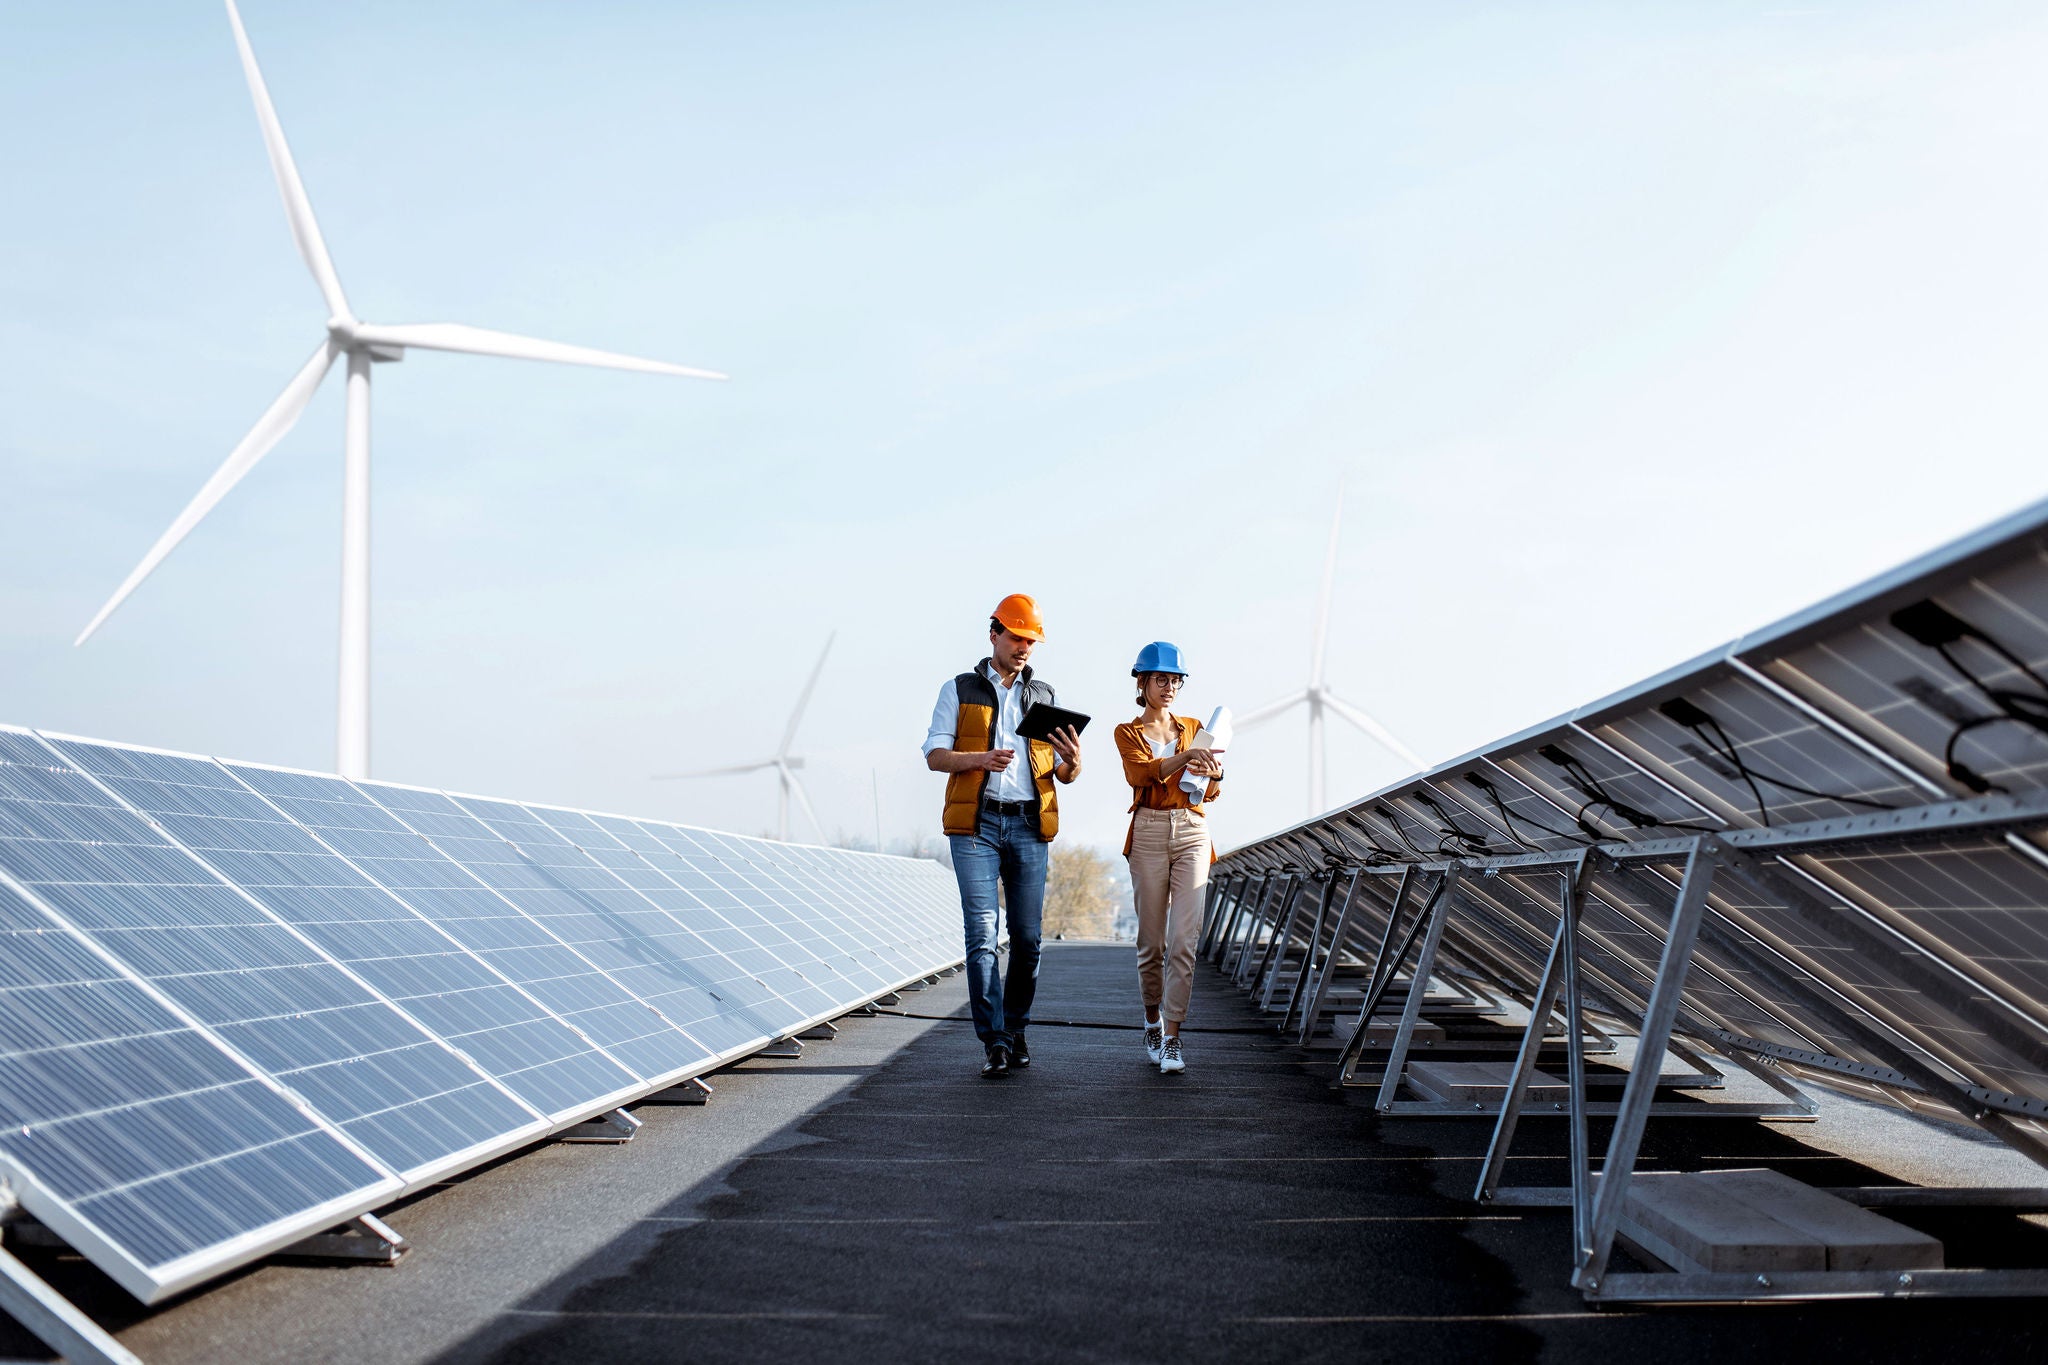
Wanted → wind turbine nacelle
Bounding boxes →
[784,757,806,771]
[324,318,401,361]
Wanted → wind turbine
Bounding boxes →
[1238,488,1425,814]
[655,634,834,843]
[74,0,724,780]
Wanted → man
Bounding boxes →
[923,593,1084,1078]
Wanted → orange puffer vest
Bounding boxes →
[940,662,1060,840]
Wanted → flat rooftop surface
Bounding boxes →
[12,943,2048,1363]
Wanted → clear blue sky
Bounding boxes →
[5,1,2047,855]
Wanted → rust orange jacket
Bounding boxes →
[1114,713,1222,856]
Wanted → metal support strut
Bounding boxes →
[646,1077,715,1105]
[562,1108,643,1144]
[0,1190,143,1365]
[282,1212,411,1265]
[1575,837,1719,1294]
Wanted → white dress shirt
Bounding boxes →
[923,662,1036,803]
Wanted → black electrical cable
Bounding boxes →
[1891,600,2048,794]
[1656,697,1897,827]
[1339,818,1407,864]
[1538,744,1718,837]
[1412,789,1505,857]
[1933,644,2048,793]
[1462,771,1590,849]
[1374,803,1436,859]
[1697,711,1898,814]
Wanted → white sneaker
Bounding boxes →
[1160,1034,1185,1074]
[1144,1020,1165,1065]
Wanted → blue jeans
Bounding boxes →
[949,811,1047,1047]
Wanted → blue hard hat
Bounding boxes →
[1131,641,1189,677]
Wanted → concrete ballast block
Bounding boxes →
[1404,1061,1563,1102]
[1619,1169,1943,1275]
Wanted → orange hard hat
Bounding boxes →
[991,593,1046,641]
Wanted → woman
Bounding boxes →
[1114,641,1223,1074]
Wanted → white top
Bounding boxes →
[1150,730,1211,807]
[922,661,1036,803]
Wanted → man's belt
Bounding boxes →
[980,797,1034,817]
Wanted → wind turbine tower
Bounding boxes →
[75,0,725,780]
[1238,489,1425,815]
[656,634,835,843]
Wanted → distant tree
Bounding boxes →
[1044,844,1118,939]
[903,833,953,868]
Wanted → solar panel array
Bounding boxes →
[1213,494,2048,1143]
[0,728,960,1303]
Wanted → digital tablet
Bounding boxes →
[1017,702,1091,742]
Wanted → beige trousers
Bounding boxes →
[1129,807,1211,1024]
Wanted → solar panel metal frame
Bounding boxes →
[1209,495,2048,1301]
[1218,495,2048,1132]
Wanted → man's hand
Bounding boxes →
[924,747,1017,774]
[1048,725,1082,766]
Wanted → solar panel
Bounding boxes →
[348,782,716,1083]
[0,721,960,1338]
[1216,498,2048,1173]
[1196,502,2048,1299]
[575,813,835,1019]
[449,796,798,1060]
[1753,546,2048,798]
[0,730,527,1178]
[223,765,674,1103]
[1585,667,1924,829]
[177,759,646,1121]
[709,834,913,997]
[0,873,393,1302]
[40,739,594,1142]
[614,820,855,1017]
[724,834,957,986]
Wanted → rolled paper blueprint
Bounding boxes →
[1182,705,1232,801]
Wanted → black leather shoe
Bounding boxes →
[981,1044,1011,1078]
[1008,1032,1030,1068]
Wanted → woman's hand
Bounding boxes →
[1185,751,1223,779]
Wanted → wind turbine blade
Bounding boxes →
[651,758,777,780]
[783,762,827,842]
[777,632,835,759]
[76,340,337,646]
[224,0,350,319]
[1310,485,1342,688]
[350,323,726,380]
[1234,690,1308,731]
[1324,691,1426,770]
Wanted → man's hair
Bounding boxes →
[990,618,1012,639]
